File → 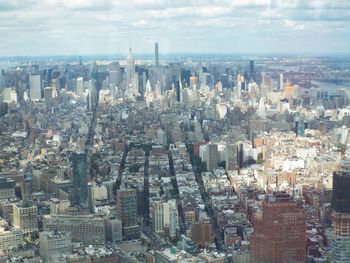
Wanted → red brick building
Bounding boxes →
[251,192,306,263]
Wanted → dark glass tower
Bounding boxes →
[249,60,254,81]
[70,152,88,206]
[330,160,350,262]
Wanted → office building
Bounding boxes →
[29,74,42,101]
[43,214,105,246]
[76,77,84,97]
[330,160,350,262]
[13,202,38,234]
[190,219,214,248]
[109,70,119,86]
[0,176,15,199]
[0,221,23,250]
[225,144,237,171]
[116,188,140,240]
[250,60,254,81]
[152,199,178,238]
[39,231,72,262]
[105,218,122,243]
[70,152,88,206]
[279,73,284,91]
[251,192,306,263]
[206,143,218,172]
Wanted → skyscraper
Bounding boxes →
[330,160,350,262]
[155,42,159,68]
[279,73,284,91]
[126,48,138,100]
[116,188,140,240]
[29,74,42,101]
[251,192,306,263]
[249,60,254,81]
[76,77,84,97]
[70,152,88,206]
[206,143,218,172]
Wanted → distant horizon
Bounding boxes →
[2,51,350,60]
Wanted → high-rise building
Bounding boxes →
[76,77,84,97]
[330,160,350,262]
[13,202,38,234]
[29,74,42,101]
[126,48,138,100]
[105,218,122,243]
[251,192,306,263]
[236,74,244,98]
[39,231,72,262]
[250,60,254,81]
[225,144,237,171]
[109,70,119,86]
[0,176,15,199]
[261,73,273,95]
[206,143,218,172]
[0,223,23,250]
[279,73,284,91]
[70,152,88,206]
[151,199,178,238]
[116,188,140,240]
[43,214,105,246]
[155,42,159,68]
[190,219,214,248]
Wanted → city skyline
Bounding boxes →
[1,0,350,56]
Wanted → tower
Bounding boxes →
[116,188,140,240]
[279,73,284,91]
[206,143,218,172]
[330,160,350,262]
[76,77,84,97]
[126,48,138,99]
[29,74,42,101]
[70,152,88,207]
[251,192,306,263]
[155,42,159,68]
[249,60,254,81]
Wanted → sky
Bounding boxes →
[0,0,349,56]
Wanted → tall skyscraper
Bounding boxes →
[251,192,306,263]
[155,42,159,67]
[76,77,84,97]
[116,188,140,240]
[225,144,237,171]
[279,73,284,91]
[206,143,218,172]
[29,74,42,101]
[236,74,244,98]
[126,48,138,100]
[330,160,350,262]
[70,152,88,206]
[249,60,254,81]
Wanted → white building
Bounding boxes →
[152,199,178,238]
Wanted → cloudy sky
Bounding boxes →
[0,0,349,56]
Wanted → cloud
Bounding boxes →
[0,0,349,56]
